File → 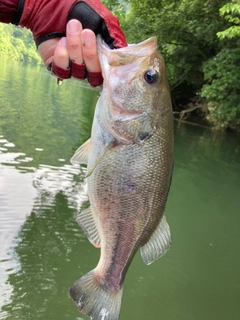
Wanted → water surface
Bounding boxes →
[0,59,240,320]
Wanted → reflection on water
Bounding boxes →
[33,163,88,211]
[0,59,240,320]
[0,136,90,320]
[0,136,37,309]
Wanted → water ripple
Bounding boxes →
[0,136,88,317]
[32,163,88,211]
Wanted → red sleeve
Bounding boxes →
[0,0,19,23]
[2,0,127,49]
[19,0,78,42]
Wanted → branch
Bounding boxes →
[173,105,202,120]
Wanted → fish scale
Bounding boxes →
[70,36,174,320]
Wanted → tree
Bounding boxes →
[217,1,240,39]
[1,0,239,130]
[0,24,41,64]
[201,0,240,130]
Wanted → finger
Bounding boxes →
[66,19,84,64]
[53,37,69,69]
[38,38,60,67]
[81,29,101,72]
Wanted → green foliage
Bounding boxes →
[1,1,240,130]
[201,45,240,130]
[200,1,240,130]
[0,23,41,64]
[105,0,240,130]
[217,1,240,39]
[102,0,128,19]
[122,0,228,92]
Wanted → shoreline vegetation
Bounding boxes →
[0,24,41,65]
[1,0,239,132]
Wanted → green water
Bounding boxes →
[0,59,240,320]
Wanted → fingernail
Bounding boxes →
[81,31,95,46]
[59,37,67,47]
[67,20,80,34]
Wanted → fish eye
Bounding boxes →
[144,69,159,84]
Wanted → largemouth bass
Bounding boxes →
[70,36,174,320]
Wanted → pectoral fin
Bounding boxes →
[86,140,114,177]
[71,139,92,165]
[140,214,171,265]
[76,206,101,248]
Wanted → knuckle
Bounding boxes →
[83,51,96,61]
[69,43,80,51]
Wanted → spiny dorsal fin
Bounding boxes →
[86,140,114,177]
[76,206,101,248]
[71,138,92,165]
[140,214,171,265]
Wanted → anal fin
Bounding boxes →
[140,214,171,265]
[76,206,101,248]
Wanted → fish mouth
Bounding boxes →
[97,36,159,144]
[97,36,158,66]
[97,36,158,84]
[110,99,146,120]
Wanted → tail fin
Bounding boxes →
[70,269,123,320]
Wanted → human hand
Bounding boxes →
[17,0,127,87]
[39,20,103,87]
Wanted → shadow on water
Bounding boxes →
[0,59,240,320]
